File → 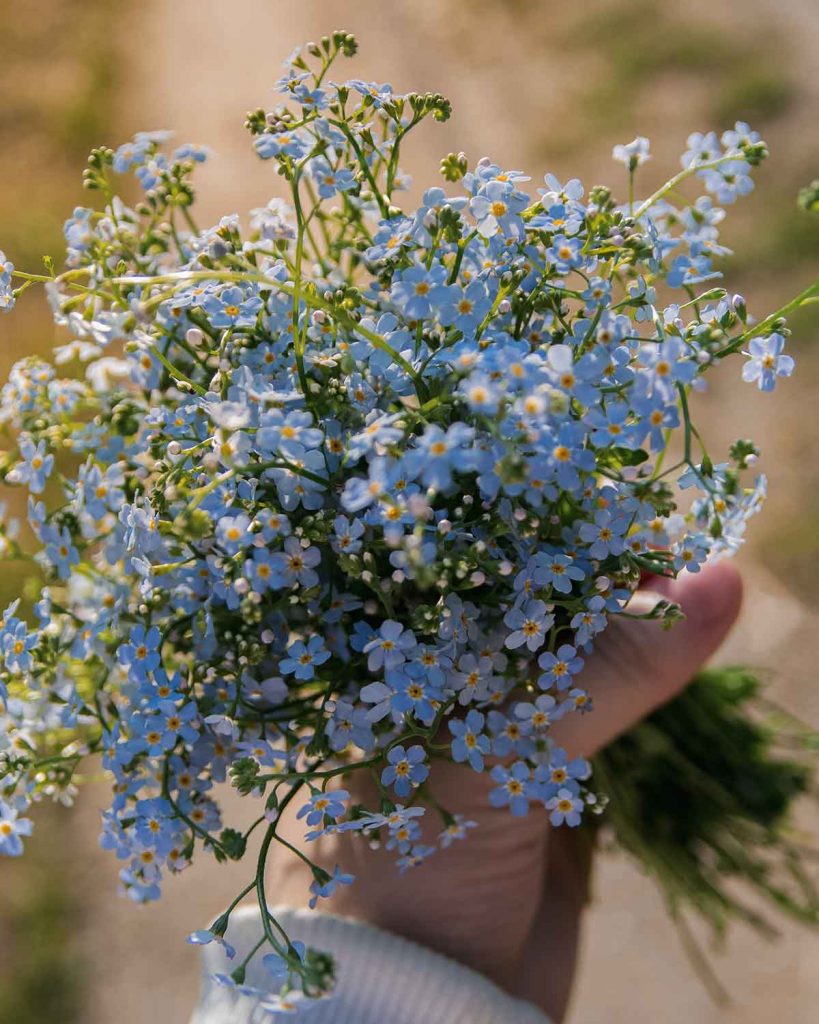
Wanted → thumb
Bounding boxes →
[550,560,743,758]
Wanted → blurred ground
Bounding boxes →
[2,1,818,1021]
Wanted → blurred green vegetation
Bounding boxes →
[0,809,83,1023]
[0,0,116,267]
[551,0,796,152]
[0,2,118,1020]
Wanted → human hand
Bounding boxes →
[266,561,742,1021]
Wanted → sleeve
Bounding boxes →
[190,905,552,1024]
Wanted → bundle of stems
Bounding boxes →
[594,665,819,999]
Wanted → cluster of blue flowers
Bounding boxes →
[0,30,811,1009]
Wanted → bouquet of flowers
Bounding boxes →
[0,30,817,1012]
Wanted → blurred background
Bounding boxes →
[0,1,817,1020]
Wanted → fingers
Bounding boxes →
[514,826,594,1021]
[550,560,743,757]
[267,757,552,987]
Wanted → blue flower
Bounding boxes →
[612,136,651,170]
[269,536,321,588]
[254,128,309,160]
[439,815,478,848]
[437,280,492,332]
[346,412,404,461]
[279,635,330,680]
[537,644,584,690]
[202,286,263,329]
[0,249,16,311]
[681,130,721,168]
[570,596,608,644]
[544,748,590,792]
[742,333,794,392]
[449,709,490,771]
[700,160,754,204]
[504,599,554,652]
[469,180,527,239]
[546,234,583,274]
[348,79,394,107]
[381,744,429,797]
[405,423,475,491]
[246,548,277,593]
[311,160,357,199]
[531,552,585,594]
[488,761,532,816]
[308,864,355,908]
[546,787,584,827]
[514,694,560,732]
[186,929,236,960]
[363,620,416,671]
[459,373,502,415]
[0,801,33,856]
[384,815,422,853]
[118,625,162,681]
[3,621,38,674]
[389,666,442,726]
[13,437,54,494]
[332,515,365,555]
[673,532,710,573]
[396,843,437,873]
[297,789,350,828]
[667,253,721,288]
[584,402,640,449]
[578,510,629,559]
[530,202,584,235]
[215,513,252,554]
[390,262,449,319]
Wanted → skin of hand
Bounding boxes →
[266,560,743,1022]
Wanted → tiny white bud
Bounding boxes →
[392,569,406,583]
[498,299,512,315]
[408,494,431,519]
[438,519,452,534]
[470,571,486,586]
[186,327,204,346]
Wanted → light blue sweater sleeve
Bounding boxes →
[191,906,551,1024]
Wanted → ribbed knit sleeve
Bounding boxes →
[190,905,551,1024]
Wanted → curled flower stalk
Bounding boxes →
[0,30,816,1008]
